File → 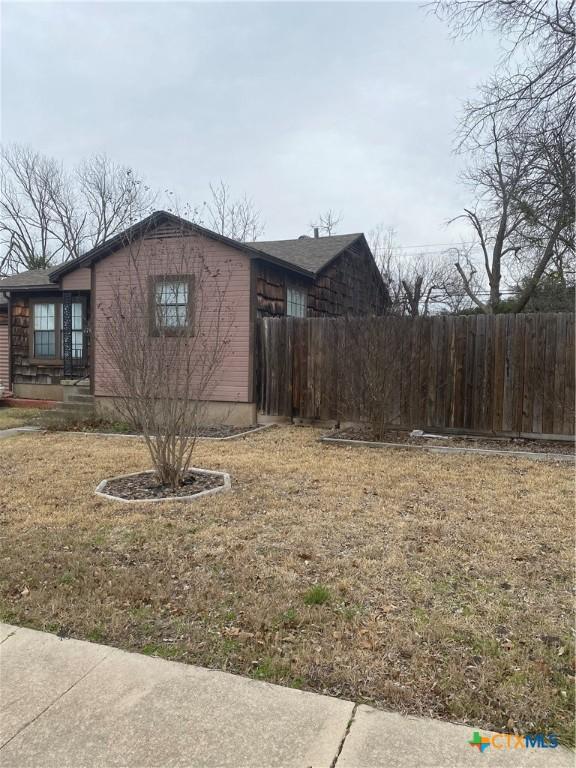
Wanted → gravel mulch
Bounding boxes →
[326,426,575,455]
[102,470,225,500]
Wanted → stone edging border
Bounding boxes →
[45,423,275,441]
[320,435,575,462]
[95,467,231,504]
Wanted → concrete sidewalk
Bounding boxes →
[0,624,571,768]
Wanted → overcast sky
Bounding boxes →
[1,1,501,251]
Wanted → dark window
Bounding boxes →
[286,287,307,317]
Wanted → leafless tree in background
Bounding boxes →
[205,180,264,242]
[449,115,574,313]
[98,223,232,490]
[369,224,466,316]
[0,145,155,275]
[429,0,575,313]
[430,0,575,144]
[77,154,155,246]
[369,225,407,312]
[311,209,342,236]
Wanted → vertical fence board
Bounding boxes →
[407,318,420,426]
[522,314,536,433]
[563,316,575,435]
[492,315,506,432]
[532,314,546,434]
[471,315,485,431]
[481,316,494,433]
[552,313,567,435]
[542,314,557,435]
[512,314,526,434]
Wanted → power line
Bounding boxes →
[379,241,480,250]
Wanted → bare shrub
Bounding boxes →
[338,316,405,440]
[98,222,232,489]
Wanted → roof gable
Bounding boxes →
[0,212,377,290]
[246,233,364,274]
[49,211,317,281]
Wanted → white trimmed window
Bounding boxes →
[155,280,189,328]
[150,276,194,335]
[286,287,307,318]
[31,301,84,360]
[33,303,56,358]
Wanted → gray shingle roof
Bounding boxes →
[247,233,362,274]
[0,268,53,290]
[0,221,368,293]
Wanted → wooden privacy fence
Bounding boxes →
[256,313,575,437]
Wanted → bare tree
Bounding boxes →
[0,144,155,275]
[77,154,155,246]
[449,116,574,313]
[368,225,405,311]
[205,180,264,242]
[0,146,67,272]
[430,0,575,144]
[98,221,232,490]
[369,224,464,316]
[311,209,342,236]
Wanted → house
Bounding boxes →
[0,211,387,424]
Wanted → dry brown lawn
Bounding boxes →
[0,407,44,430]
[0,427,573,744]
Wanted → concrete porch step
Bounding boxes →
[66,393,94,404]
[58,401,94,412]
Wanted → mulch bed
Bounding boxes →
[326,426,575,455]
[102,470,224,500]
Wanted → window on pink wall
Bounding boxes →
[149,275,195,335]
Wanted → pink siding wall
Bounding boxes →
[93,234,252,402]
[0,325,9,390]
[61,267,91,290]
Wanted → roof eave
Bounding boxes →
[49,210,316,281]
[0,284,56,292]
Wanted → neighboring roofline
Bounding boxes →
[49,211,316,281]
[314,233,365,275]
[316,233,387,298]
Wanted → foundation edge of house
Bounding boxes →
[12,383,64,401]
[95,397,257,427]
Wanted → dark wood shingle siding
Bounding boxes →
[255,261,310,317]
[309,242,387,317]
[255,244,387,318]
[10,295,90,386]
